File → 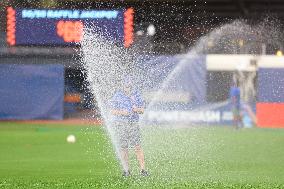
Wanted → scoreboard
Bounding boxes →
[6,7,134,47]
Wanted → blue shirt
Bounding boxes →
[109,90,144,122]
[229,86,241,109]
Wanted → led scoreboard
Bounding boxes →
[6,7,134,47]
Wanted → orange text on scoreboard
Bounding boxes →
[56,20,83,43]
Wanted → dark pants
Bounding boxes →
[113,121,142,149]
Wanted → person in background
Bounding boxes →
[229,81,243,129]
[109,77,148,177]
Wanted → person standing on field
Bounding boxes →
[229,81,243,129]
[109,77,148,177]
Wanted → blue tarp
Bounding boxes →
[0,64,64,120]
[136,55,207,110]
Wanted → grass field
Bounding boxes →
[0,122,283,189]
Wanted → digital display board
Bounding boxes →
[7,7,134,47]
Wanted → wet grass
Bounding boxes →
[0,122,283,188]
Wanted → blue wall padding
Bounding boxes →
[0,64,64,120]
[258,68,284,103]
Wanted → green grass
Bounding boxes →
[0,122,283,188]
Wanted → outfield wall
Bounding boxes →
[0,64,64,120]
[257,57,284,128]
[0,55,283,127]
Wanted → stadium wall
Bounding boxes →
[0,64,64,120]
[257,57,284,128]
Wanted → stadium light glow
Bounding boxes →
[276,50,283,56]
[147,24,156,36]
